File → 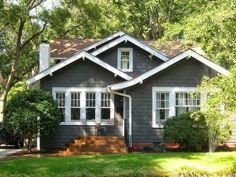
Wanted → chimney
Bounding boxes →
[39,42,50,72]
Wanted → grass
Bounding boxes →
[0,152,236,177]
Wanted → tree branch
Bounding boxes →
[0,23,9,33]
[21,22,47,50]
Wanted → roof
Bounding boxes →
[50,38,203,59]
[27,51,132,85]
[50,38,100,59]
[108,49,230,91]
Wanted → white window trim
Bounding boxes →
[152,87,205,128]
[53,87,115,126]
[117,48,133,72]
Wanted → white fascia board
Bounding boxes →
[27,51,86,85]
[27,51,132,85]
[91,35,168,61]
[84,52,132,80]
[80,31,125,52]
[108,49,230,91]
[188,49,230,76]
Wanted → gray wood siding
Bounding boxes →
[40,59,124,91]
[126,58,218,143]
[97,42,164,77]
[40,59,125,149]
[41,111,124,149]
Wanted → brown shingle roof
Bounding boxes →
[50,38,204,59]
[50,38,100,58]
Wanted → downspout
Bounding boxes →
[107,88,132,149]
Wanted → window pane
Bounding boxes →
[175,92,201,116]
[71,108,80,120]
[120,50,130,70]
[155,92,170,126]
[86,92,95,107]
[101,93,110,108]
[55,92,65,119]
[86,108,95,120]
[101,108,110,119]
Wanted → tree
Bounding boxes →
[0,0,48,122]
[199,68,236,152]
[162,0,236,69]
[4,89,62,152]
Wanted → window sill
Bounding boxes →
[152,124,164,129]
[60,120,114,126]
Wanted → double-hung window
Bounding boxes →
[155,92,170,126]
[86,92,96,121]
[118,48,133,72]
[101,93,111,120]
[55,92,66,120]
[71,92,80,121]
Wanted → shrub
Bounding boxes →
[4,89,63,151]
[163,112,208,151]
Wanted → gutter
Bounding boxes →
[107,88,132,149]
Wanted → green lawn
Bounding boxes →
[0,152,236,177]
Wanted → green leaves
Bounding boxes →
[163,112,208,151]
[3,89,62,151]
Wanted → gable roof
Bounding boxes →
[108,49,230,91]
[91,34,168,61]
[27,51,132,85]
[50,38,100,59]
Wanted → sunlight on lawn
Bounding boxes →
[0,152,236,176]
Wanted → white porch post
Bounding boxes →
[37,116,40,151]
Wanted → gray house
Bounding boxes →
[27,32,233,152]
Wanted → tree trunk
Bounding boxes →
[0,91,6,122]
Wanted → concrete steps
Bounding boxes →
[59,136,127,156]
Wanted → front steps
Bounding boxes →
[59,136,127,156]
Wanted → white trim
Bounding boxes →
[91,34,168,61]
[53,87,115,126]
[108,49,230,91]
[108,89,132,148]
[152,87,204,128]
[117,48,133,72]
[27,51,132,85]
[81,31,125,52]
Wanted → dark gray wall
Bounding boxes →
[126,58,218,143]
[40,59,125,149]
[41,59,124,91]
[97,42,164,77]
[41,105,124,149]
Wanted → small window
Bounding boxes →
[55,92,66,120]
[101,93,111,120]
[71,92,80,121]
[175,92,200,116]
[86,92,96,120]
[155,92,170,126]
[118,48,133,72]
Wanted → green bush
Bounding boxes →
[163,112,208,151]
[4,89,63,151]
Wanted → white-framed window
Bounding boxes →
[53,87,114,125]
[101,93,111,120]
[152,87,204,128]
[175,92,201,116]
[86,92,96,121]
[117,48,133,72]
[55,92,66,120]
[155,92,170,126]
[71,92,80,121]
